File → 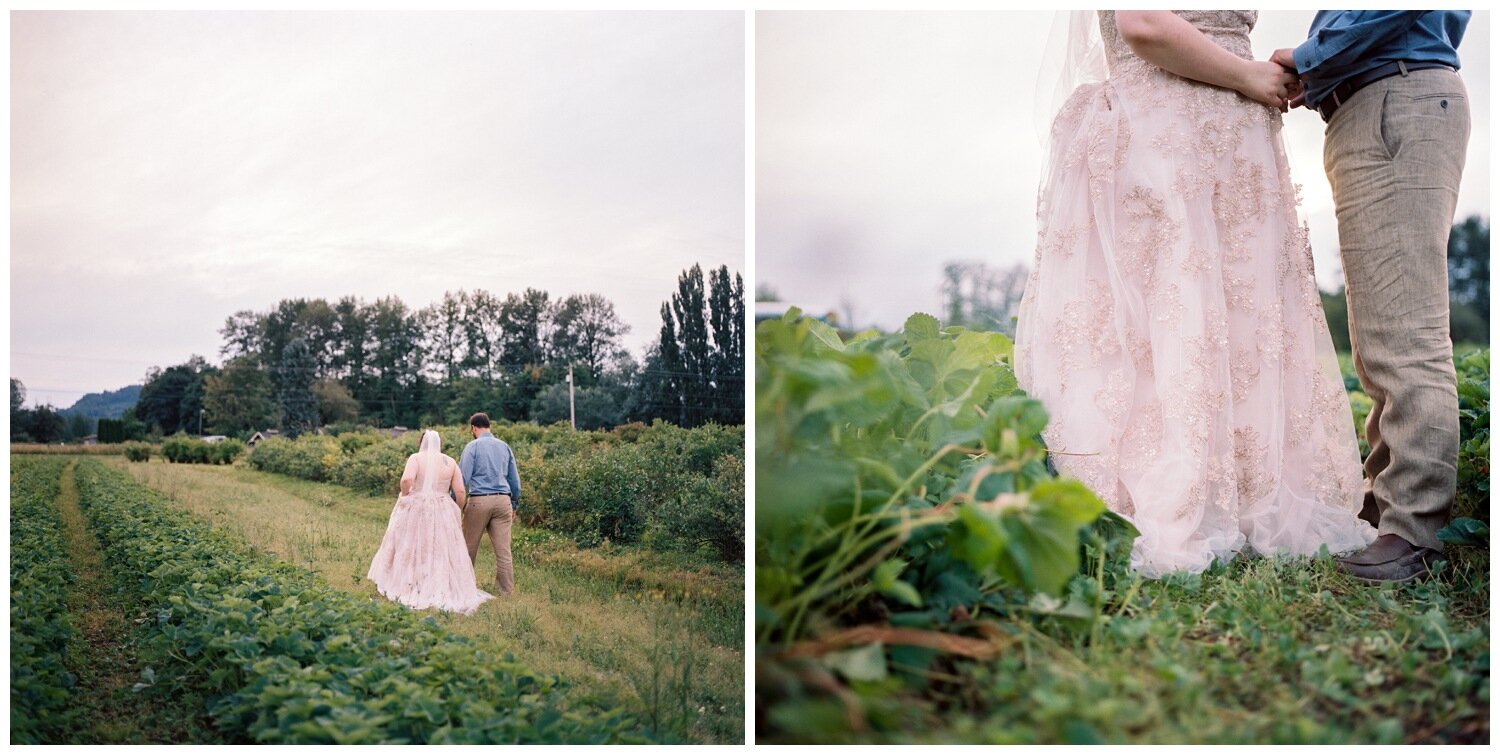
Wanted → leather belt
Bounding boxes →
[1317,61,1456,123]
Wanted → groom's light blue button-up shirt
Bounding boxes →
[460,431,521,509]
[1293,11,1470,110]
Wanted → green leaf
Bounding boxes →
[982,396,1050,456]
[871,558,907,589]
[903,312,941,340]
[1437,517,1488,547]
[882,580,923,608]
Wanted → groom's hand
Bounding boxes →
[1270,48,1308,108]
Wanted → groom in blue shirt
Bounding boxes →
[1273,11,1471,583]
[459,412,521,596]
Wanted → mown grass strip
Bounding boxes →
[71,459,653,744]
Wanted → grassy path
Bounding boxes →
[52,461,225,744]
[765,550,1488,744]
[110,458,743,743]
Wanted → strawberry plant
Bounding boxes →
[1454,348,1489,526]
[10,457,78,744]
[755,311,1113,738]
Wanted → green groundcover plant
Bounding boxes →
[755,311,1128,734]
[10,457,78,744]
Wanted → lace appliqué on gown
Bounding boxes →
[1015,10,1376,577]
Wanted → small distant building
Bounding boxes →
[83,434,98,446]
[387,426,412,439]
[201,435,228,443]
[246,429,281,446]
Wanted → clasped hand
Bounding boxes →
[1268,47,1308,110]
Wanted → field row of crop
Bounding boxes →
[43,459,654,744]
[10,457,77,744]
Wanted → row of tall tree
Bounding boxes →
[118,265,744,438]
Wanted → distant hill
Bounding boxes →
[61,384,142,419]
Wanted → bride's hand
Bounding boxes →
[1237,60,1300,111]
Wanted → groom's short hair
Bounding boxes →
[469,412,491,429]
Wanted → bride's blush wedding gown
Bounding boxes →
[1015,11,1377,576]
[367,432,493,613]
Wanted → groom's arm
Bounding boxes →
[506,449,521,510]
[1290,11,1426,76]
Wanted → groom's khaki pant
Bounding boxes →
[463,494,514,596]
[1323,68,1470,552]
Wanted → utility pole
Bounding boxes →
[567,363,576,430]
[200,408,205,437]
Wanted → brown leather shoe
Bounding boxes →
[1336,534,1441,583]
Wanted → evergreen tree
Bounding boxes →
[277,337,319,438]
[708,266,746,425]
[672,265,712,426]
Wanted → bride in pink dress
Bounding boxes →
[1015,11,1377,576]
[367,430,493,613]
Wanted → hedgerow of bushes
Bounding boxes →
[70,460,649,744]
[250,421,745,562]
[10,456,77,744]
[160,435,247,465]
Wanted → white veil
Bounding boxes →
[415,429,444,496]
[1033,10,1108,147]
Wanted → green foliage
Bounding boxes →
[162,435,246,465]
[136,357,217,436]
[1454,349,1489,525]
[248,421,745,563]
[123,442,154,462]
[69,461,649,744]
[9,457,78,743]
[1320,289,1352,353]
[755,310,1107,735]
[204,357,276,437]
[246,435,343,480]
[642,453,745,562]
[277,338,319,439]
[530,382,628,430]
[1447,215,1488,342]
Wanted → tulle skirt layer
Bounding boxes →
[367,492,493,614]
[1015,71,1377,576]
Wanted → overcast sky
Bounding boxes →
[11,11,744,408]
[756,10,1490,330]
